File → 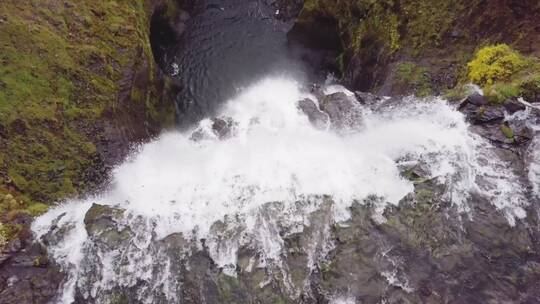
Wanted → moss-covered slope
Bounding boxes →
[294,0,540,96]
[0,0,176,242]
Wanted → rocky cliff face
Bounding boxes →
[0,0,183,301]
[290,0,540,96]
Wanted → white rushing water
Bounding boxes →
[33,77,531,303]
[530,137,540,198]
[506,103,540,199]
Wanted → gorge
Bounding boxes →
[1,0,540,303]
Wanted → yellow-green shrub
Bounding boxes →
[0,223,7,249]
[468,44,527,86]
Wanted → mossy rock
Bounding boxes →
[395,61,433,97]
[0,0,176,203]
[500,123,515,140]
[0,0,178,246]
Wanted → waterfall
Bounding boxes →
[33,77,532,303]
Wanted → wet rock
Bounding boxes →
[319,206,389,302]
[84,204,132,248]
[22,82,540,303]
[458,94,505,125]
[503,98,527,114]
[274,0,304,21]
[319,92,362,129]
[354,91,383,107]
[211,117,237,140]
[190,127,210,142]
[465,93,488,107]
[191,117,238,141]
[0,241,64,304]
[297,98,329,129]
[456,93,531,148]
[308,83,326,100]
[287,9,343,77]
[470,124,516,146]
[475,106,505,124]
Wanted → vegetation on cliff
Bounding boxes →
[0,0,176,247]
[467,44,527,86]
[295,0,540,96]
[467,44,540,103]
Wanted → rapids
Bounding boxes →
[32,77,534,303]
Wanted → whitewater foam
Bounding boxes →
[507,104,540,199]
[33,77,530,303]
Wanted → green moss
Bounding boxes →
[500,124,515,140]
[299,0,464,56]
[415,189,434,203]
[395,61,433,97]
[443,84,471,101]
[519,74,540,102]
[26,203,50,217]
[485,83,521,104]
[32,255,52,268]
[400,0,462,53]
[0,0,175,246]
[302,0,319,12]
[108,292,129,304]
[0,221,21,250]
[217,275,243,303]
[0,0,173,203]
[387,14,401,53]
[0,222,9,250]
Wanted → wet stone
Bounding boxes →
[297,98,329,129]
[211,117,237,140]
[319,92,363,129]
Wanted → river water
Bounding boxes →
[161,0,308,127]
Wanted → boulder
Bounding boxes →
[354,91,383,106]
[503,98,527,114]
[297,98,329,129]
[211,117,237,140]
[465,93,488,107]
[319,92,362,129]
[84,204,132,248]
[458,94,505,125]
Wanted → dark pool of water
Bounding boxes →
[161,0,312,127]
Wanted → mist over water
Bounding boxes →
[33,77,534,303]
